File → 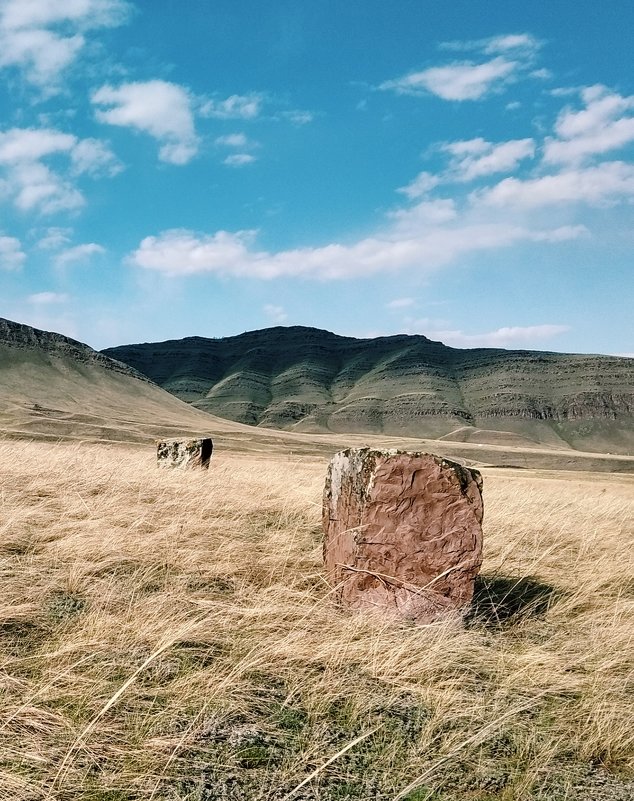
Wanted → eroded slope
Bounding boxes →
[104,326,634,454]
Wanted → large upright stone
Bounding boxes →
[157,438,213,470]
[323,448,483,624]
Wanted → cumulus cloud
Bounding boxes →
[381,57,518,101]
[0,127,119,213]
[476,161,634,208]
[0,234,25,269]
[420,324,570,349]
[55,242,105,266]
[543,85,634,164]
[92,80,199,165]
[0,0,131,90]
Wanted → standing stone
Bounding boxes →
[323,448,483,624]
[157,438,213,470]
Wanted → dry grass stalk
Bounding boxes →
[0,439,632,800]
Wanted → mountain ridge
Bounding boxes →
[103,325,634,455]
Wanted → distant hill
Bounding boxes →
[103,326,634,455]
[0,317,231,444]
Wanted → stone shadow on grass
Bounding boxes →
[466,574,562,628]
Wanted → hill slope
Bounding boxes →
[0,317,240,444]
[104,326,634,454]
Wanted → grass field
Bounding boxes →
[1,439,633,800]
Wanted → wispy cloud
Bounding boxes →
[36,227,73,250]
[0,234,25,269]
[387,298,416,309]
[92,80,199,165]
[215,133,249,148]
[442,33,542,57]
[419,324,570,349]
[128,215,585,281]
[278,109,314,125]
[263,304,288,323]
[397,171,440,199]
[381,57,518,101]
[381,32,541,102]
[199,93,264,120]
[0,0,132,91]
[55,242,105,267]
[223,153,256,167]
[442,137,535,181]
[27,291,69,304]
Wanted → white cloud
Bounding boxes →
[420,324,570,349]
[215,133,249,148]
[0,127,119,213]
[263,304,288,323]
[0,0,131,90]
[36,227,73,249]
[223,153,256,167]
[27,291,69,304]
[0,234,25,269]
[0,0,130,30]
[199,93,264,120]
[477,161,634,208]
[442,33,541,57]
[92,80,199,165]
[70,138,122,176]
[11,160,84,212]
[388,199,457,232]
[55,242,105,266]
[530,68,552,80]
[543,85,634,164]
[128,218,586,281]
[387,298,416,309]
[483,34,541,55]
[443,137,535,181]
[0,127,75,161]
[280,110,314,125]
[397,171,440,199]
[381,57,519,101]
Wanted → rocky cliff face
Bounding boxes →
[103,326,634,454]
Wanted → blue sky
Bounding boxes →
[0,0,632,354]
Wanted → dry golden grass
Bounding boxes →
[0,440,633,800]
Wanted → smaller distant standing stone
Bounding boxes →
[323,447,484,624]
[157,438,213,470]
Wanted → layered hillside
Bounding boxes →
[104,326,634,454]
[0,317,232,443]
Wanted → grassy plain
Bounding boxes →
[1,439,633,800]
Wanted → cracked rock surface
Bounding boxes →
[323,447,483,623]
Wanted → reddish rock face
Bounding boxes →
[323,448,484,624]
